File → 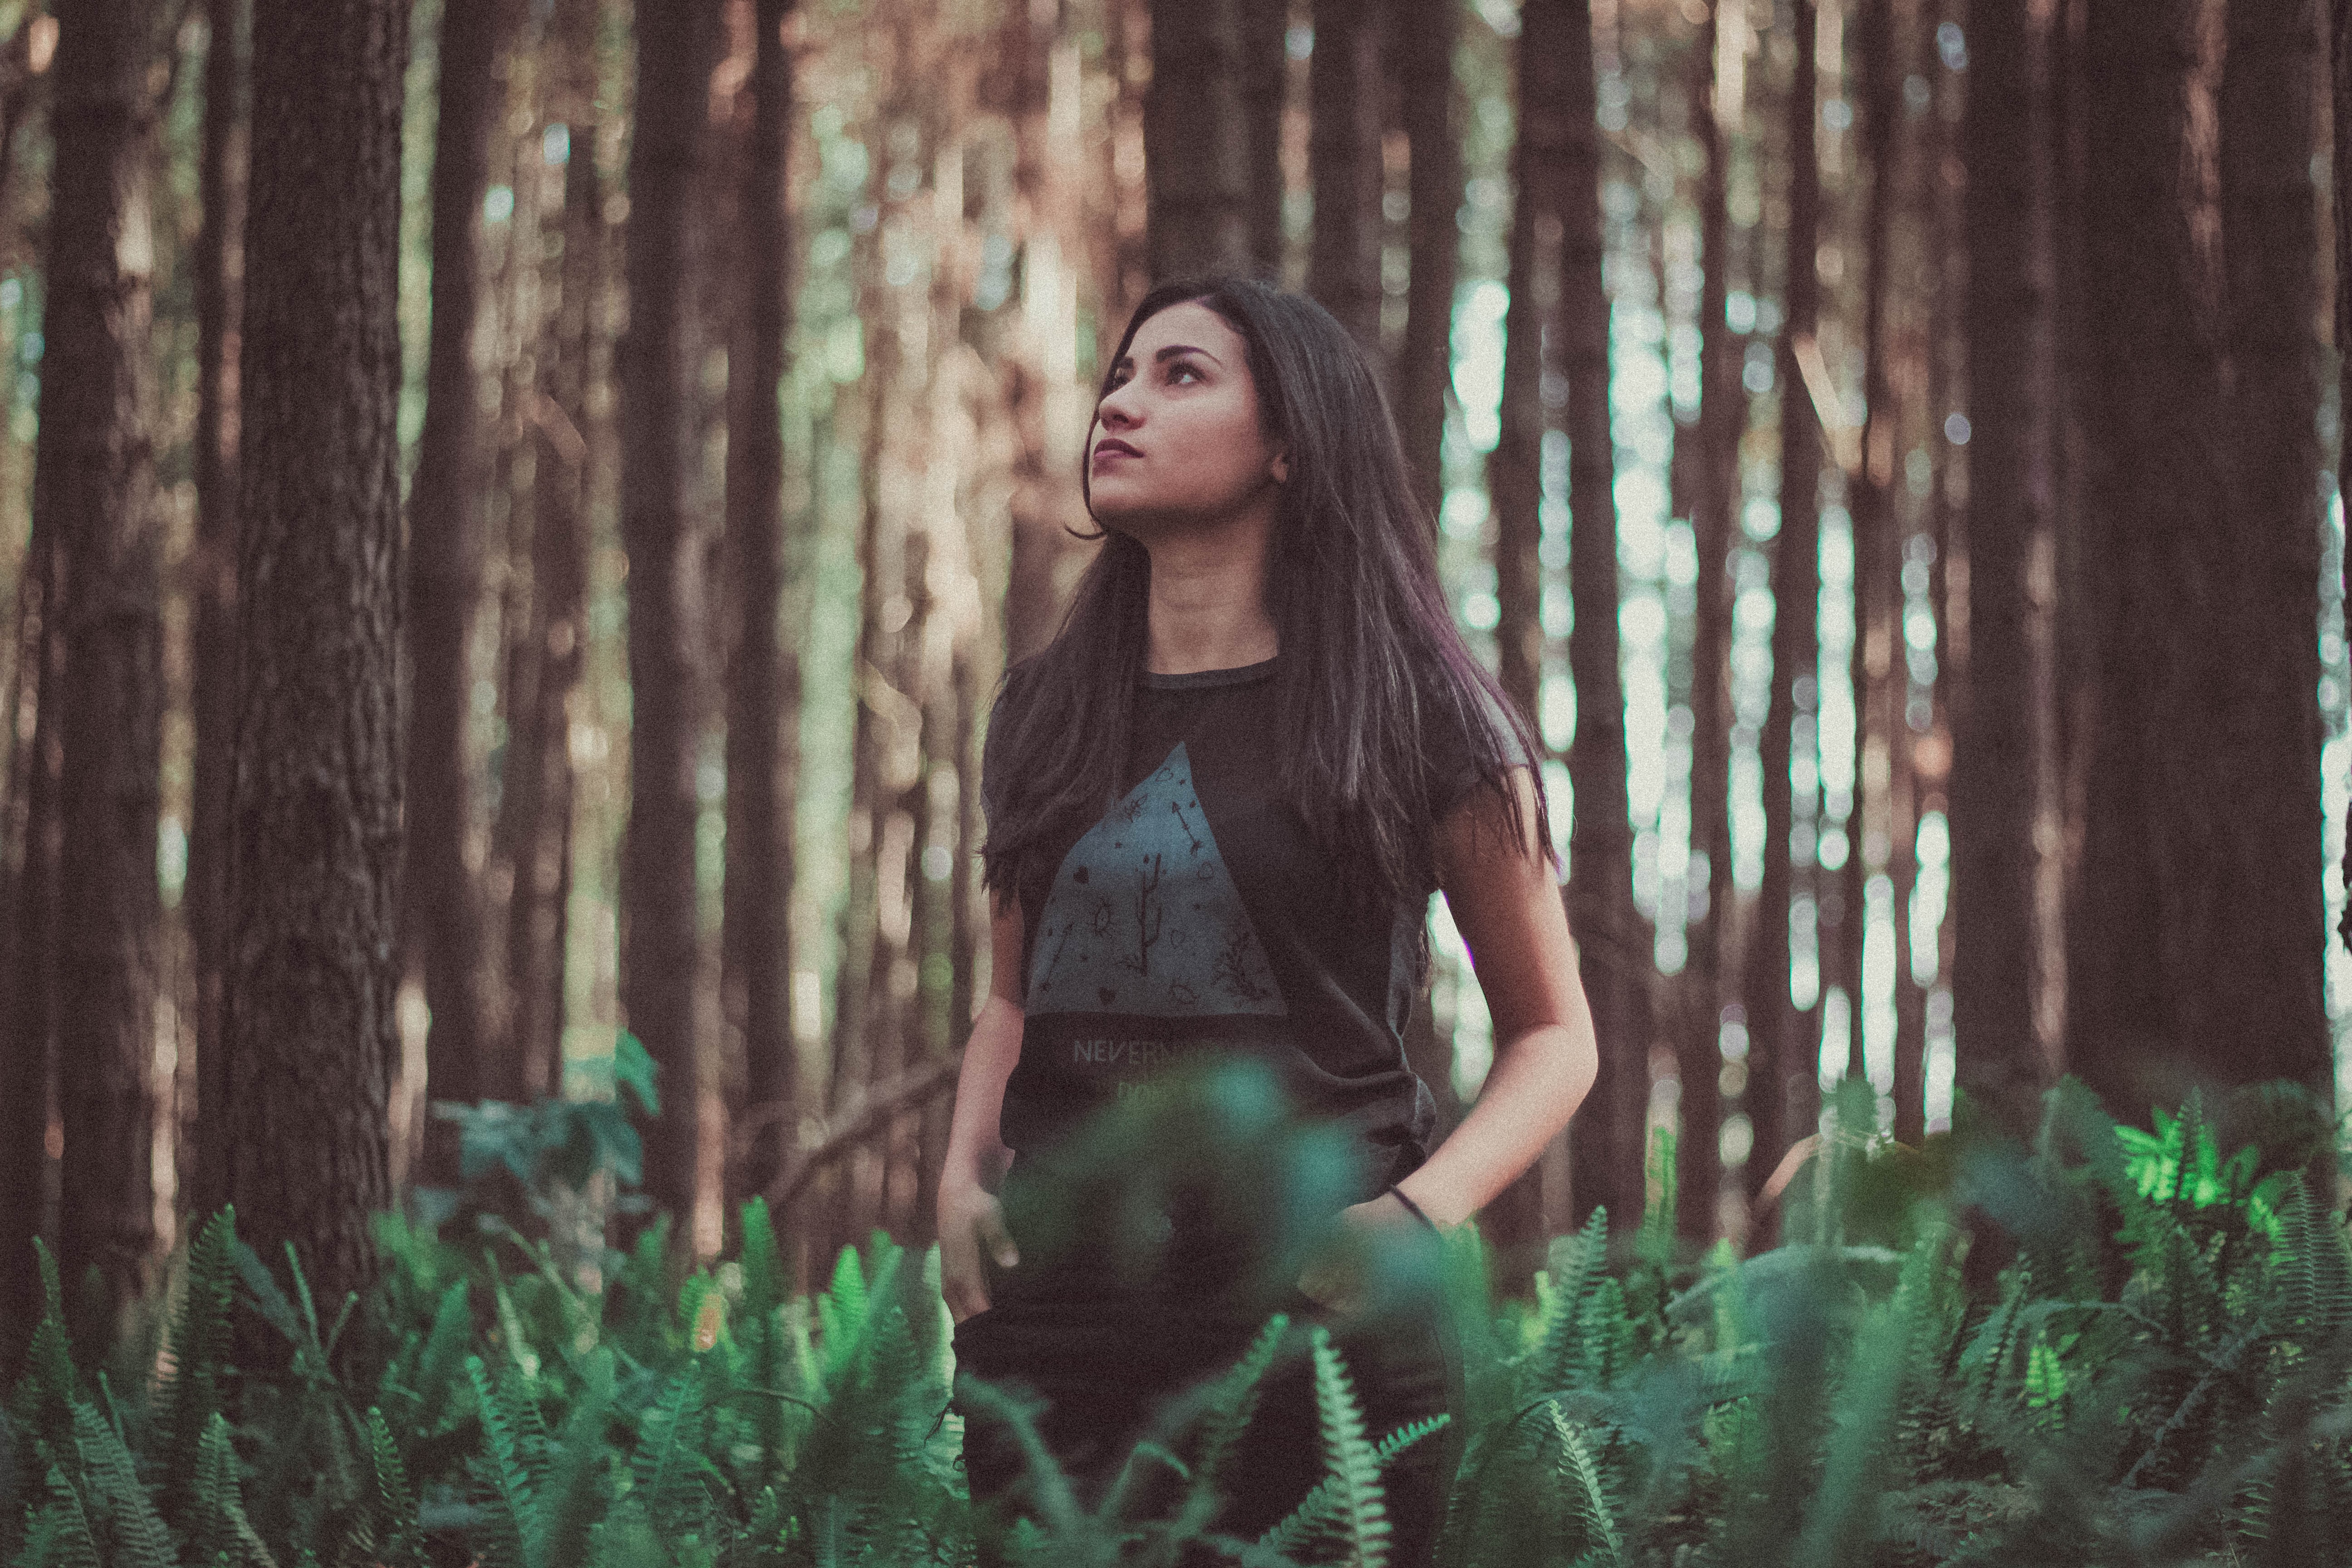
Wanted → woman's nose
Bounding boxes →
[1097,385,1141,429]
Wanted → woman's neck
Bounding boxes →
[1138,504,1280,675]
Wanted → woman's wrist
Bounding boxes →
[1384,1184,1442,1233]
[939,1139,1009,1196]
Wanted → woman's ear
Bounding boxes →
[1270,448,1290,485]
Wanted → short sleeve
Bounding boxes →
[1427,681,1531,823]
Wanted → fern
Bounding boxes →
[25,1465,102,1568]
[1190,1312,1292,1506]
[1294,1325,1391,1568]
[1542,1402,1623,1568]
[465,1355,541,1568]
[195,1410,279,1568]
[1533,1212,1611,1392]
[159,1209,240,1539]
[14,1243,80,1458]
[1256,1413,1450,1560]
[70,1401,175,1568]
[945,1376,1087,1540]
[629,1364,715,1541]
[343,1408,422,1568]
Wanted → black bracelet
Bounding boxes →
[1386,1185,1441,1232]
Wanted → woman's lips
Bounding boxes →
[1092,439,1140,464]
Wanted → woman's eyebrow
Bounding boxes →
[1153,343,1220,367]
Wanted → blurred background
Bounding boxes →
[0,0,2340,1338]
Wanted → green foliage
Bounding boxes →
[17,1077,2352,1565]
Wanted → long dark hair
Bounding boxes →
[981,277,1549,913]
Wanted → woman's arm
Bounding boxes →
[1392,767,1599,1229]
[936,894,1027,1320]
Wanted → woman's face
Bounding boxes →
[1087,301,1288,535]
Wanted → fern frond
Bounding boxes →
[1307,1326,1390,1568]
[345,1408,422,1568]
[949,1377,1087,1539]
[534,1377,611,1568]
[817,1246,869,1386]
[1191,1312,1291,1500]
[630,1365,715,1539]
[160,1209,239,1536]
[30,1465,101,1568]
[70,1401,174,1568]
[196,1410,280,1568]
[1544,1402,1624,1568]
[1256,1413,1450,1560]
[740,1198,787,1323]
[13,1243,80,1456]
[464,1356,538,1568]
[1534,1212,1611,1391]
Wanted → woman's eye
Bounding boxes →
[1167,362,1200,384]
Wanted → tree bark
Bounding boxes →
[1000,0,1087,665]
[2219,0,2326,1094]
[620,0,722,1229]
[1744,0,1822,1205]
[1307,0,1384,352]
[224,0,411,1325]
[1392,0,1460,514]
[1955,0,2057,1137]
[1145,0,1254,279]
[1557,0,1646,1234]
[1677,0,1738,1244]
[2335,0,2352,967]
[1482,0,1568,1276]
[501,0,600,1107]
[1837,0,1895,1095]
[0,430,62,1368]
[46,0,165,1350]
[407,0,505,1183]
[1240,0,1288,278]
[723,0,798,1206]
[188,0,246,1226]
[2067,0,2328,1121]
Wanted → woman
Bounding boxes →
[938,278,1599,1564]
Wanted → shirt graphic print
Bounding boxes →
[1024,742,1286,1021]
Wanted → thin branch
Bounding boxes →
[751,1054,960,1208]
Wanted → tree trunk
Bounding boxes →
[46,0,164,1351]
[1240,0,1288,278]
[0,441,61,1365]
[407,0,504,1181]
[2335,0,2352,967]
[1307,0,1384,352]
[2066,0,2328,1121]
[1954,0,2057,1137]
[1481,0,1568,1278]
[1677,0,1738,1245]
[1745,0,1822,1204]
[1559,0,1646,1235]
[723,0,798,1206]
[1837,0,1894,1095]
[500,0,599,1108]
[1000,0,1087,665]
[620,0,722,1229]
[1392,0,1460,514]
[1145,0,1254,279]
[2218,0,2326,1093]
[188,0,245,1227]
[224,0,411,1324]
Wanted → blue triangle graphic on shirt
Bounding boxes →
[1024,742,1287,1019]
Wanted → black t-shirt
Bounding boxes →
[985,655,1503,1205]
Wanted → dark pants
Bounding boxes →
[953,1286,1459,1566]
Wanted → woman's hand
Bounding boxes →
[1292,1191,1430,1318]
[938,1174,1019,1324]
